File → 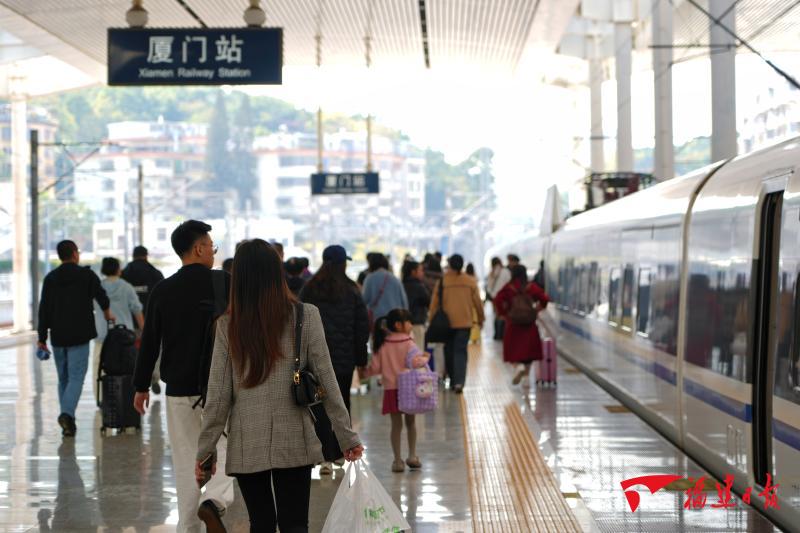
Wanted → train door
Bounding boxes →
[751,189,783,487]
[768,172,800,517]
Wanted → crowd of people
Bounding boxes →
[35,219,549,532]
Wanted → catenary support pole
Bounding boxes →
[615,21,634,172]
[30,129,39,329]
[653,0,674,181]
[137,163,144,245]
[589,55,605,173]
[710,0,737,161]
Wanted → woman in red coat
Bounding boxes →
[493,264,549,385]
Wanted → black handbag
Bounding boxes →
[292,303,344,461]
[425,279,451,343]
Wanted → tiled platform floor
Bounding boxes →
[0,338,470,532]
[476,338,782,533]
[0,329,785,532]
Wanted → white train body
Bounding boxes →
[492,137,800,531]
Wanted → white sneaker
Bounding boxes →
[319,462,333,475]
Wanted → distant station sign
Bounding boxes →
[311,172,380,195]
[107,28,282,86]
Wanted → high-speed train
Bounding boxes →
[491,137,800,531]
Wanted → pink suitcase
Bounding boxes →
[536,337,557,386]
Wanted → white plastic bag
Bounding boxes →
[321,459,411,533]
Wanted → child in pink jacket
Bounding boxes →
[367,308,430,472]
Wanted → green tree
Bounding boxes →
[424,147,495,214]
[230,93,258,210]
[204,91,233,216]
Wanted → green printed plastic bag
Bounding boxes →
[322,459,411,533]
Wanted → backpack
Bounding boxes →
[100,323,138,376]
[195,270,229,408]
[507,285,537,326]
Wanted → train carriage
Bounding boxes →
[490,137,800,532]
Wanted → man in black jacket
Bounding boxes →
[122,245,164,309]
[132,220,232,533]
[122,245,165,393]
[37,240,115,437]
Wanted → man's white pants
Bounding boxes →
[166,395,235,533]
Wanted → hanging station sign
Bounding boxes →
[311,172,380,195]
[107,28,282,86]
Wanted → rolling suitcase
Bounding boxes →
[100,373,140,435]
[97,321,141,434]
[536,337,557,386]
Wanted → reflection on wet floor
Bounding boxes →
[492,338,783,533]
[0,332,785,532]
[0,340,470,532]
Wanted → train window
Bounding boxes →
[587,262,598,314]
[621,265,635,331]
[649,263,679,355]
[578,265,588,314]
[773,271,800,404]
[596,267,608,322]
[609,267,621,325]
[636,268,652,336]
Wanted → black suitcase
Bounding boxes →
[100,374,140,435]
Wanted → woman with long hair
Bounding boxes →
[196,239,363,532]
[299,245,370,474]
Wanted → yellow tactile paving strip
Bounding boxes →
[460,344,583,533]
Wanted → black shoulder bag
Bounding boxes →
[292,303,344,461]
[426,279,452,343]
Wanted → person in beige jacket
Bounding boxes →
[428,254,485,393]
[196,239,363,532]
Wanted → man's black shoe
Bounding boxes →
[197,500,226,533]
[57,413,76,437]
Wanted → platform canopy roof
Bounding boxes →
[0,0,584,97]
[559,0,800,65]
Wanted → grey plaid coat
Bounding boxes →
[197,304,361,474]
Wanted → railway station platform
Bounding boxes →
[0,332,782,532]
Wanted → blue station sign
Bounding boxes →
[107,28,282,85]
[311,172,380,195]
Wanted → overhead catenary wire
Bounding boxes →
[685,0,800,90]
[586,0,800,156]
[173,0,207,28]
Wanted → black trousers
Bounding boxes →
[234,465,312,533]
[493,317,505,340]
[335,369,353,413]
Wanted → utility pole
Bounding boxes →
[137,163,144,245]
[30,129,39,328]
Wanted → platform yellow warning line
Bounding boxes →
[460,344,583,533]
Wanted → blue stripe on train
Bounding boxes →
[773,419,800,452]
[558,319,677,385]
[558,316,800,452]
[682,378,752,422]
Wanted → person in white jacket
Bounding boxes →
[485,257,511,340]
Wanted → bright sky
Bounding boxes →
[246,51,800,235]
